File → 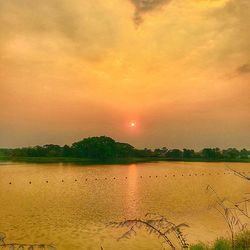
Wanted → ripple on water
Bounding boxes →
[0,162,249,249]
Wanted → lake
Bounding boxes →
[0,162,249,249]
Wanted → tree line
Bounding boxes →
[0,136,249,161]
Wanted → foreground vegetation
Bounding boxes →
[0,136,249,163]
[190,230,250,250]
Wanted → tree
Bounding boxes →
[222,148,240,159]
[62,145,71,157]
[240,149,250,159]
[183,149,195,159]
[201,148,221,159]
[166,149,183,159]
[43,144,62,157]
[71,136,117,160]
[115,142,135,157]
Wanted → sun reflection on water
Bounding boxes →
[126,164,138,217]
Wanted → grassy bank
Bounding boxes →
[0,156,161,165]
[190,230,250,250]
[0,156,249,165]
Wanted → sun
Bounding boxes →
[130,122,136,127]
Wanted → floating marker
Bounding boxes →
[5,171,234,186]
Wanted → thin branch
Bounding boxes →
[109,215,189,249]
[228,168,250,181]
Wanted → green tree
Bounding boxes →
[201,148,221,159]
[71,136,117,160]
[222,148,240,159]
[183,149,195,159]
[166,149,183,159]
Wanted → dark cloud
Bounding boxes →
[130,0,172,25]
[237,64,250,74]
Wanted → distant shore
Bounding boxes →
[0,156,249,165]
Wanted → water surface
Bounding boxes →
[0,162,249,249]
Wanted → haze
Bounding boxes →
[0,0,249,149]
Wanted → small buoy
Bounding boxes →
[182,174,184,176]
[85,178,88,181]
[105,177,107,180]
[149,176,151,178]
[173,175,175,177]
[113,177,116,179]
[62,180,64,182]
[75,179,77,182]
[140,176,142,178]
[46,180,48,183]
[165,175,167,177]
[95,178,98,180]
[125,177,127,179]
[29,181,32,184]
[9,182,12,185]
[155,176,158,178]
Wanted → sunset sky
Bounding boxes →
[0,0,249,149]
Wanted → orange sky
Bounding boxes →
[0,0,249,149]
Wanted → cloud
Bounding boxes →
[209,0,250,56]
[0,0,118,62]
[237,64,250,75]
[130,0,172,25]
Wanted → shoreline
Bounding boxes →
[0,156,249,165]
